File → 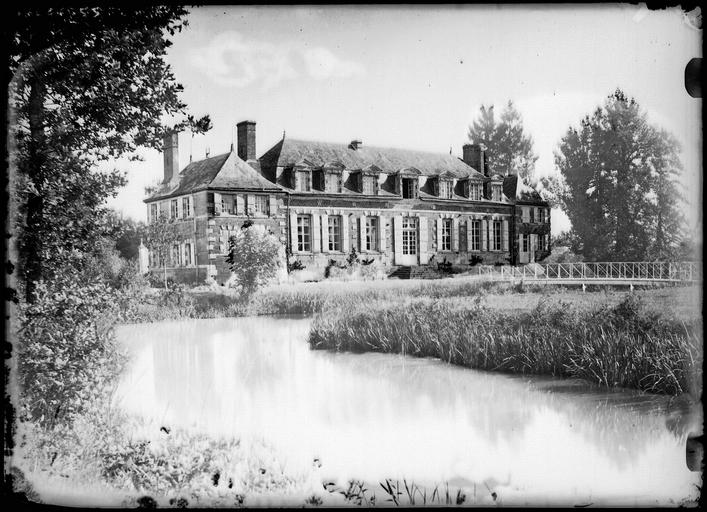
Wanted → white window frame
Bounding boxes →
[469,220,481,251]
[441,219,452,251]
[297,215,311,252]
[182,196,191,218]
[492,220,502,251]
[362,175,376,195]
[328,215,342,252]
[324,173,342,193]
[365,216,378,251]
[296,171,311,192]
[253,195,269,216]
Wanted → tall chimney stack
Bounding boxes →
[163,132,179,183]
[462,143,486,176]
[236,120,256,162]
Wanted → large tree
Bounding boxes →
[554,89,685,261]
[467,100,538,179]
[7,6,209,301]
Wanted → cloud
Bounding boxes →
[189,31,365,89]
[302,47,365,80]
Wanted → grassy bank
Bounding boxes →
[308,294,702,395]
[125,277,701,323]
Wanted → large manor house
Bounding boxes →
[144,121,551,284]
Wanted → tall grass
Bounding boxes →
[308,294,702,395]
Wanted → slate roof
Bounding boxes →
[145,150,283,202]
[260,137,485,179]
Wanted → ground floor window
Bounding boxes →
[297,215,311,252]
[171,244,181,266]
[441,219,452,251]
[328,215,342,251]
[402,217,418,255]
[365,217,378,251]
[184,243,192,265]
[469,220,481,251]
[492,220,502,251]
[521,234,529,252]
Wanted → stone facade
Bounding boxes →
[144,121,550,284]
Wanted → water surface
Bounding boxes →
[115,316,701,506]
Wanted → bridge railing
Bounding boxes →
[476,261,701,282]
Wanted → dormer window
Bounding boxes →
[396,168,421,199]
[362,175,377,195]
[402,178,418,198]
[439,180,453,199]
[295,170,311,192]
[324,172,342,193]
[491,184,503,201]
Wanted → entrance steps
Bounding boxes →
[388,265,445,280]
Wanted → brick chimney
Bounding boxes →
[236,120,256,161]
[163,132,179,183]
[462,143,486,176]
[349,139,362,150]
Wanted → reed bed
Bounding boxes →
[308,294,702,395]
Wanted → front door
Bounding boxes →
[401,216,418,265]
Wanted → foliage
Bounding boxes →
[17,280,127,428]
[554,89,685,261]
[467,100,538,179]
[8,6,210,301]
[144,212,180,288]
[103,209,147,261]
[309,293,702,395]
[225,225,283,297]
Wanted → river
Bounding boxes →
[114,315,701,506]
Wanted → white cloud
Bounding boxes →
[302,47,365,80]
[189,31,365,90]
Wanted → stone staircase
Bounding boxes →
[388,265,446,280]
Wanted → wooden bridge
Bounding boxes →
[477,261,702,287]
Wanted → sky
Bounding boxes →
[107,4,702,236]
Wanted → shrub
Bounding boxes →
[17,280,127,428]
[226,226,283,297]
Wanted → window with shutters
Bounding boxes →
[296,171,312,192]
[182,197,191,218]
[184,243,192,265]
[402,217,418,255]
[492,220,502,251]
[521,207,530,223]
[469,220,481,251]
[325,173,342,193]
[362,175,376,195]
[149,203,158,223]
[170,199,178,219]
[328,215,342,251]
[365,217,378,251]
[297,215,311,252]
[441,219,452,251]
[252,195,269,216]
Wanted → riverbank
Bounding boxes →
[308,292,702,396]
[125,277,701,323]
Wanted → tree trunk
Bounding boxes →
[24,77,47,302]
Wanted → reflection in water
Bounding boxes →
[115,317,701,506]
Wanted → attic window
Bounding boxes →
[295,170,311,192]
[491,184,503,201]
[402,177,418,199]
[439,180,453,199]
[324,173,342,193]
[362,175,377,195]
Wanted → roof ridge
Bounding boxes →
[283,137,464,158]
